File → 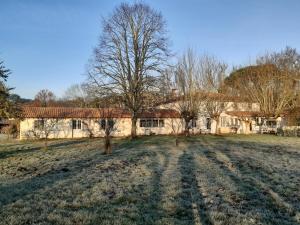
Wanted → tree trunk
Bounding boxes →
[215,117,220,135]
[175,137,179,146]
[104,135,112,154]
[44,138,48,150]
[131,116,137,139]
[184,118,190,136]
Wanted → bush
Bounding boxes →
[278,127,300,137]
[277,128,284,136]
[2,122,19,138]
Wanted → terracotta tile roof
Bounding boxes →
[21,107,131,118]
[137,109,180,118]
[22,107,181,119]
[225,111,264,117]
[157,91,251,106]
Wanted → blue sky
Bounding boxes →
[0,0,299,99]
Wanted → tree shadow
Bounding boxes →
[203,136,300,213]
[131,148,170,224]
[48,139,87,148]
[0,139,89,160]
[215,136,300,159]
[0,155,96,207]
[199,141,298,224]
[176,150,212,225]
[0,146,41,159]
[0,140,151,208]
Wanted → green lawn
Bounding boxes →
[0,135,299,225]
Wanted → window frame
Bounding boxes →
[159,119,164,127]
[191,119,197,128]
[100,119,106,130]
[139,118,165,128]
[34,119,45,130]
[72,119,82,130]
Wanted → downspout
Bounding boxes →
[71,118,73,139]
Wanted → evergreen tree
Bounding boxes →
[0,60,21,118]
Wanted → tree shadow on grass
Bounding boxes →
[81,142,171,225]
[203,137,300,214]
[0,146,41,160]
[0,139,88,160]
[214,136,300,159]
[0,140,152,209]
[217,145,300,218]
[135,150,170,224]
[0,156,95,207]
[199,140,298,225]
[176,150,212,225]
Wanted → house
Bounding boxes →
[18,95,300,139]
[157,93,262,134]
[19,107,182,139]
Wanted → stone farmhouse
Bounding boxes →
[18,93,300,139]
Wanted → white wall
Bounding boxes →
[20,117,183,139]
[20,118,133,139]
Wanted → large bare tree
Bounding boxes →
[88,2,170,138]
[173,51,227,134]
[174,49,205,134]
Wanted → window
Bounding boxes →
[72,120,81,129]
[108,119,114,129]
[34,119,44,130]
[159,120,164,127]
[100,119,115,130]
[140,119,164,127]
[152,119,158,127]
[255,117,262,126]
[100,119,106,130]
[297,118,300,126]
[206,118,211,129]
[266,120,276,128]
[221,117,226,127]
[146,119,152,127]
[192,119,197,128]
[235,118,239,126]
[229,118,238,126]
[221,117,237,127]
[140,119,147,127]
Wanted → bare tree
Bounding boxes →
[159,67,175,101]
[64,84,89,107]
[200,55,228,134]
[34,89,56,107]
[99,108,118,154]
[88,2,170,139]
[77,83,120,154]
[25,119,59,150]
[165,101,184,146]
[199,55,227,92]
[174,49,205,135]
[205,96,228,134]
